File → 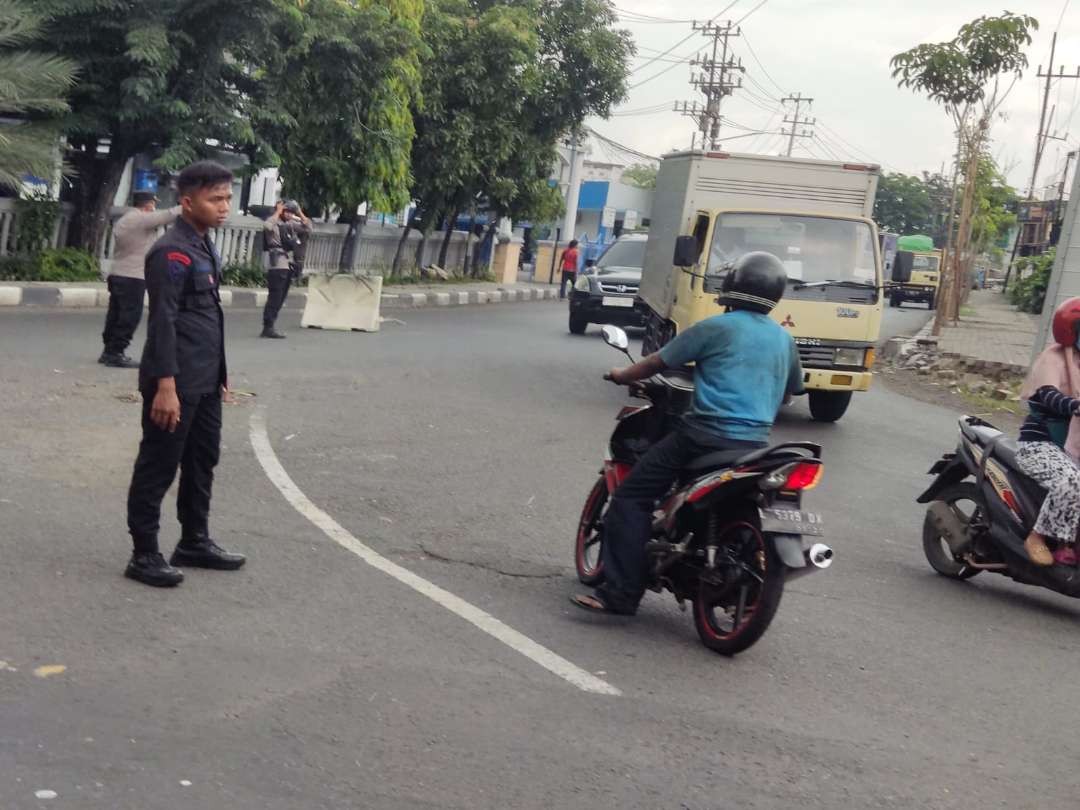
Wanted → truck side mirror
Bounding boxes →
[673,235,700,268]
[893,251,913,283]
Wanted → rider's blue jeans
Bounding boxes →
[597,427,763,613]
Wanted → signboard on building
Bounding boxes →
[602,206,616,228]
[623,209,639,230]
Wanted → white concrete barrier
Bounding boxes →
[0,287,21,306]
[58,288,98,308]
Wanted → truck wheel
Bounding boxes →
[927,292,936,311]
[808,391,852,422]
[568,313,588,335]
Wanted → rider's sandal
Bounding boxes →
[569,593,634,616]
[1024,535,1054,567]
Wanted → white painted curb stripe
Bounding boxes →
[249,409,619,697]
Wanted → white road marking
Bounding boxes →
[249,409,620,697]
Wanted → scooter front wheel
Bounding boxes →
[922,482,982,580]
[575,476,608,586]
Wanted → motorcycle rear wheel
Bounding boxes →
[922,482,982,580]
[693,522,785,656]
[575,476,608,586]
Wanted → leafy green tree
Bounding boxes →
[621,164,657,190]
[0,0,77,191]
[271,0,425,270]
[892,11,1038,330]
[38,0,295,254]
[873,172,933,236]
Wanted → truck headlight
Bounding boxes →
[574,275,591,292]
[834,348,867,367]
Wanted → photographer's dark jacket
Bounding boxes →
[263,213,312,271]
[138,218,227,397]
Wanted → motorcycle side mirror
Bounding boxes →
[601,325,631,354]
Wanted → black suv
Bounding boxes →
[568,234,647,335]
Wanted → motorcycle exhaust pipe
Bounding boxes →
[927,500,969,555]
[786,543,834,580]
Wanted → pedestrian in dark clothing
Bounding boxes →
[99,192,180,367]
[559,239,580,299]
[261,199,312,338]
[124,161,246,588]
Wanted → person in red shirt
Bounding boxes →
[559,240,580,299]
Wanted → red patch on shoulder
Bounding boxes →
[166,251,191,266]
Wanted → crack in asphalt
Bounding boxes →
[418,544,564,580]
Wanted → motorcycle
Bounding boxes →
[919,414,1080,595]
[574,325,834,655]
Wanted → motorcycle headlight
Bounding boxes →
[834,348,867,368]
[574,274,592,292]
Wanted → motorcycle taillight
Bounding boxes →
[782,461,824,491]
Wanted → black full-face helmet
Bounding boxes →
[719,251,787,313]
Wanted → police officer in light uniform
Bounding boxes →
[124,161,246,587]
[261,199,312,339]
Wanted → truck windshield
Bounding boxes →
[597,239,646,270]
[912,254,940,272]
[707,213,877,287]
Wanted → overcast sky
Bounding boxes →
[588,0,1079,198]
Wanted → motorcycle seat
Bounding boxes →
[685,446,806,475]
[990,436,1022,471]
[960,419,1004,447]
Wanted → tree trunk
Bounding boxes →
[66,145,128,256]
[948,138,984,323]
[414,225,429,274]
[931,145,963,337]
[338,205,364,273]
[438,207,459,269]
[472,223,497,278]
[391,218,415,277]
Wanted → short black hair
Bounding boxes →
[132,191,157,207]
[176,161,234,196]
[568,239,579,248]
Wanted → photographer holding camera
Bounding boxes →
[261,199,312,339]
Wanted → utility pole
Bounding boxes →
[781,92,815,157]
[560,131,585,246]
[1030,33,1080,199]
[675,20,743,150]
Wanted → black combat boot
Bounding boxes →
[125,552,184,587]
[171,537,246,570]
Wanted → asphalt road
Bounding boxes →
[3,300,1074,810]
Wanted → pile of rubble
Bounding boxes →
[880,334,1024,401]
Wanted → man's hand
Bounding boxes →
[605,367,630,385]
[222,380,235,405]
[151,378,181,432]
[274,201,285,217]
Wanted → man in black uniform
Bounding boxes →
[124,161,246,587]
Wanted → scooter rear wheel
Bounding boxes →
[922,482,982,580]
[575,476,608,586]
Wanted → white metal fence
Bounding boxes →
[0,198,473,276]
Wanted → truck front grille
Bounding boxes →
[797,345,836,367]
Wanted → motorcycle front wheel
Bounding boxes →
[575,476,608,586]
[693,521,785,656]
[922,482,982,580]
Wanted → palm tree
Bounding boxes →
[0,0,77,191]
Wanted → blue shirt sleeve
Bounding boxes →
[659,320,721,368]
[786,337,805,395]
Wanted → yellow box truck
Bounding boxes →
[638,150,882,422]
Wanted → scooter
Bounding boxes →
[919,415,1080,594]
[574,326,834,655]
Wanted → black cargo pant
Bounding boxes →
[560,270,576,299]
[597,428,764,613]
[127,391,222,554]
[102,276,146,355]
[263,267,292,329]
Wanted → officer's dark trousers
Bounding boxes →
[263,268,292,329]
[127,391,222,554]
[102,276,146,355]
[597,429,763,613]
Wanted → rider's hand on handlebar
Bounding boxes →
[605,367,627,385]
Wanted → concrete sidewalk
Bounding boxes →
[0,278,563,310]
[937,289,1039,371]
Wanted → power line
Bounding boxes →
[614,6,696,24]
[731,0,769,26]
[738,33,788,97]
[586,127,660,162]
[628,0,741,77]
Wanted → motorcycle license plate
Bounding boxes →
[602,296,635,308]
[759,507,825,536]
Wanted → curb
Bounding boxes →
[0,284,561,310]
